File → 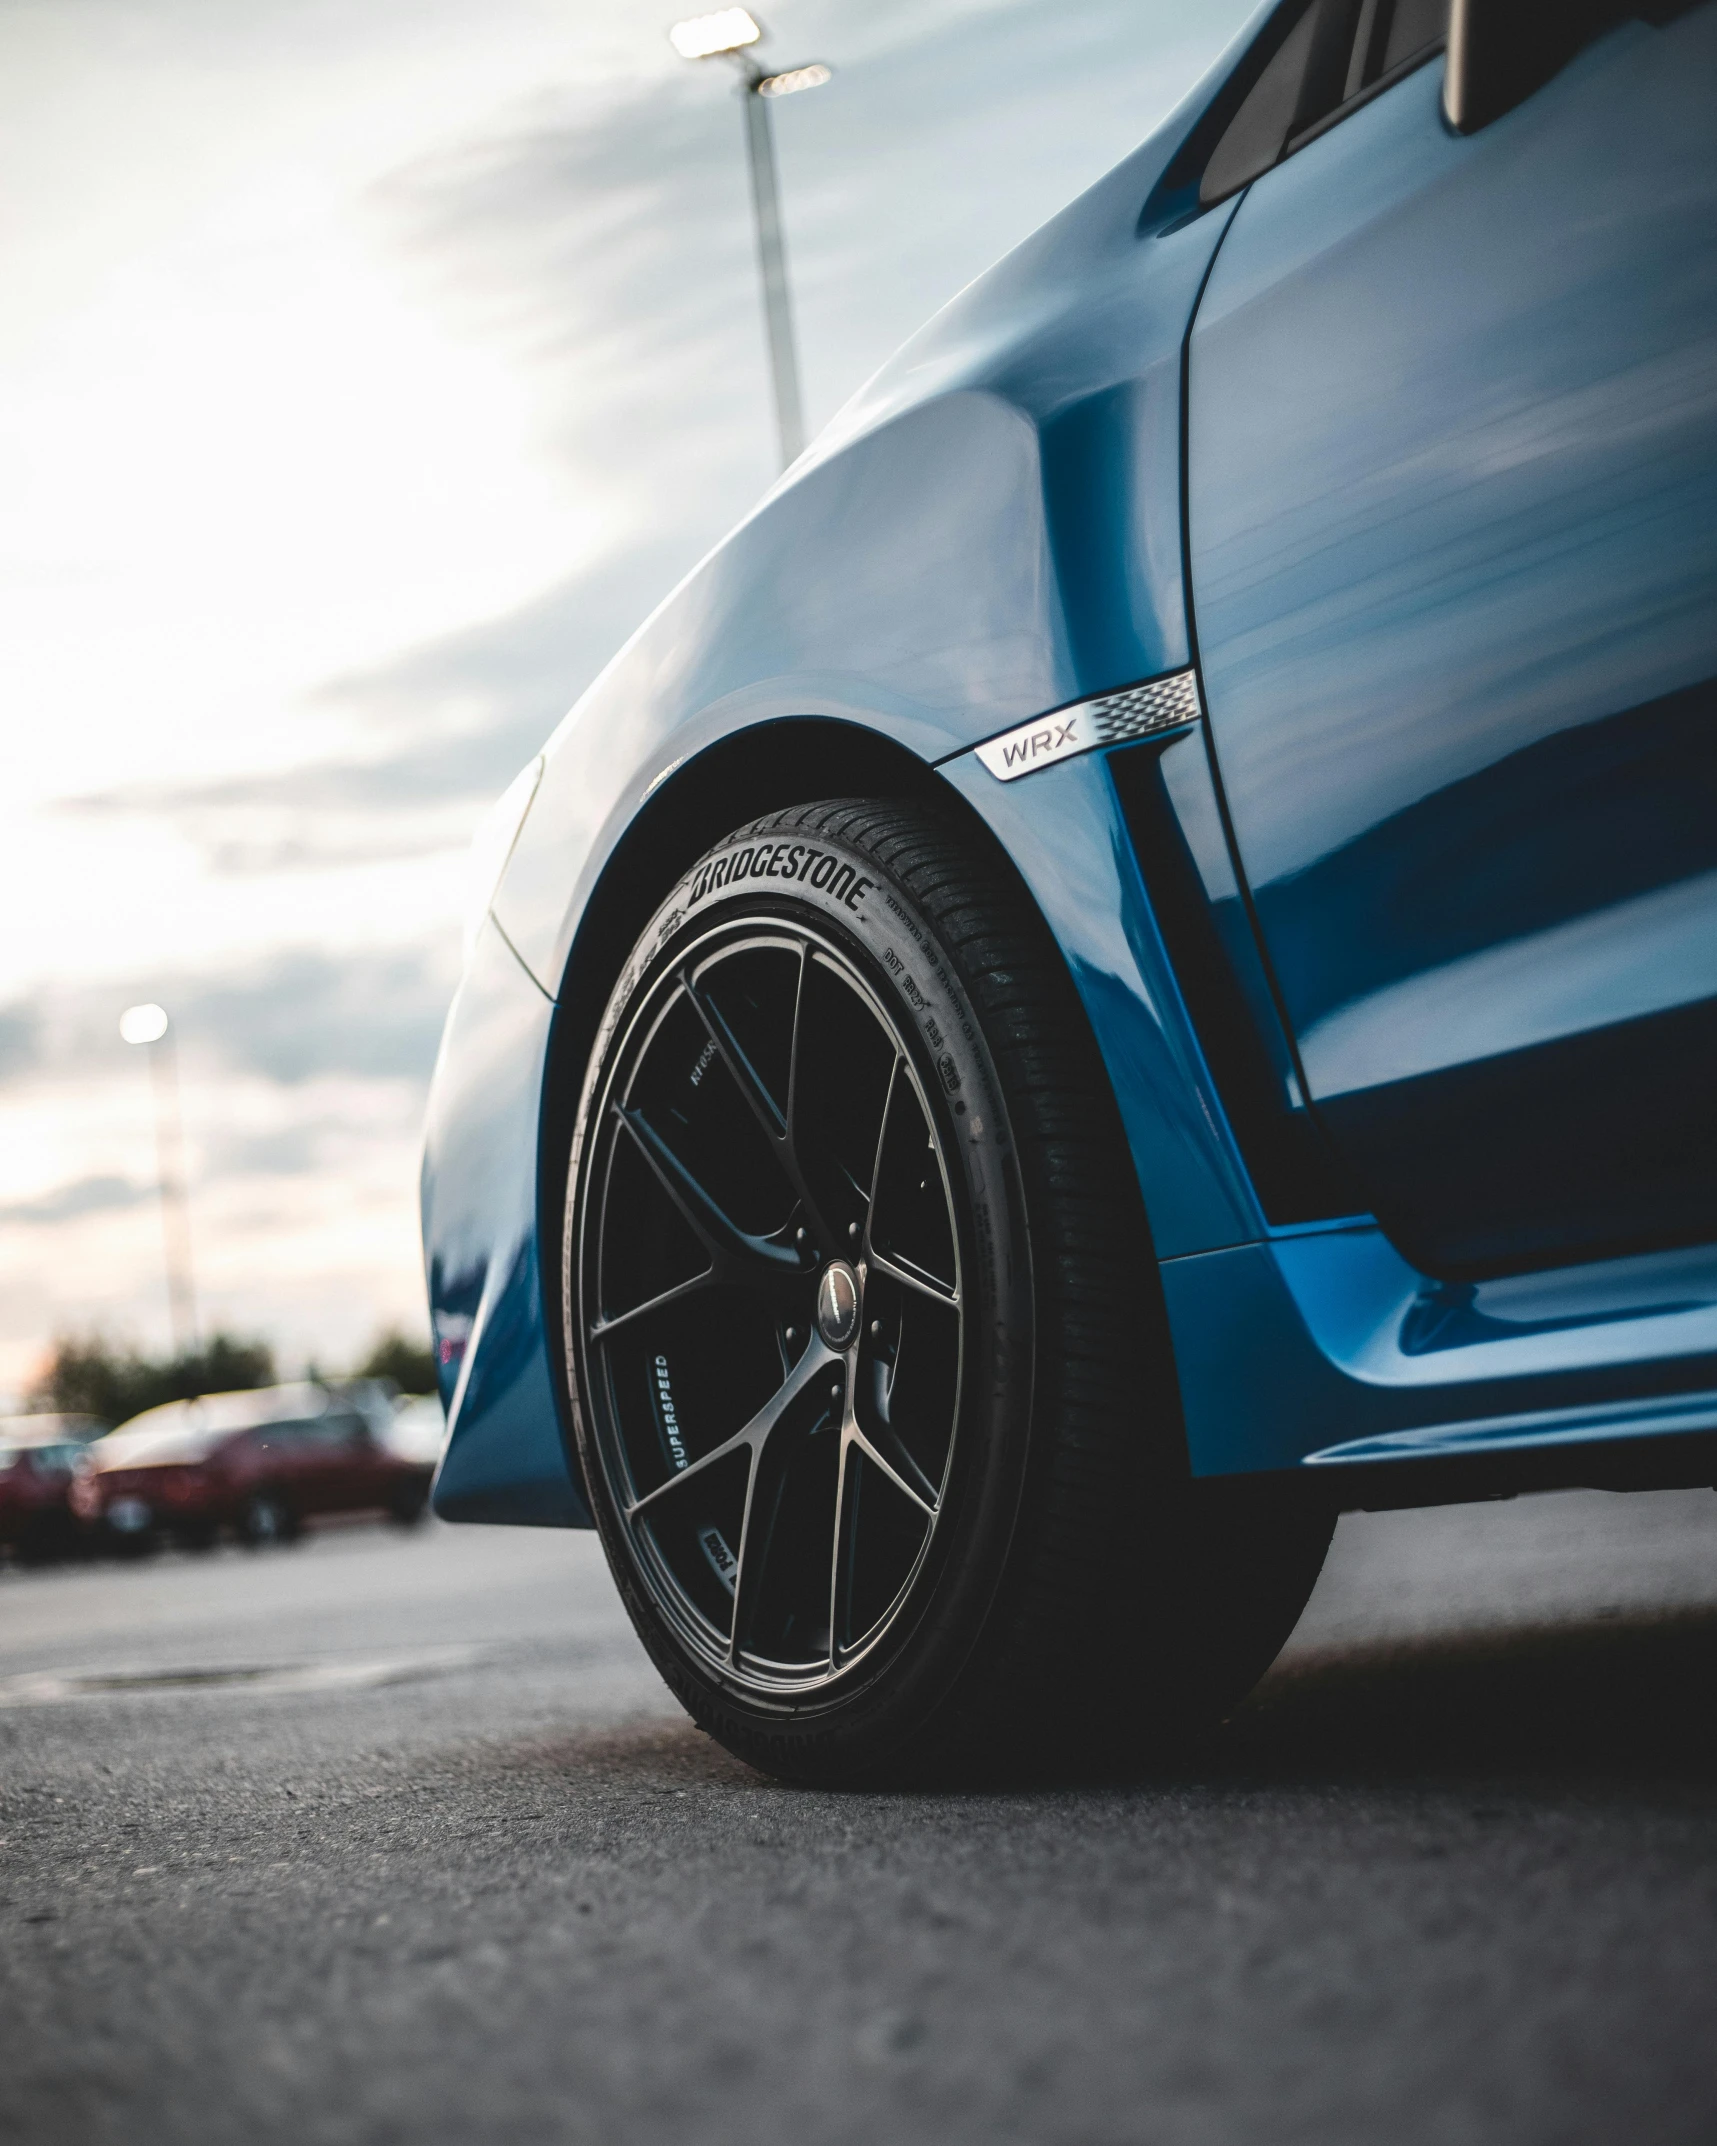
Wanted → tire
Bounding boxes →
[386,1482,429,1528]
[14,1523,68,1569]
[237,1491,299,1548]
[563,798,1332,1784]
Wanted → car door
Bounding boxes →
[319,1412,393,1513]
[287,1414,368,1514]
[251,1421,321,1508]
[1185,0,1717,1277]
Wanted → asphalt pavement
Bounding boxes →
[2,1486,1715,2145]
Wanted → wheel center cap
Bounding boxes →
[815,1260,861,1350]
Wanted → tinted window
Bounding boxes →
[1201,7,1323,206]
[1380,0,1447,74]
[1201,0,1447,206]
[298,1414,366,1447]
[254,1418,348,1449]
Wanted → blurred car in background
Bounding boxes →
[0,1415,106,1565]
[71,1383,433,1553]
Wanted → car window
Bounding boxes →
[1377,0,1446,72]
[1200,0,1447,206]
[96,1422,224,1467]
[254,1419,324,1448]
[258,1414,365,1449]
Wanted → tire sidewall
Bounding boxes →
[562,809,1040,1775]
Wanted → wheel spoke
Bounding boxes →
[686,944,842,1256]
[861,1057,960,1305]
[865,1248,960,1310]
[684,969,785,1142]
[588,1268,717,1345]
[626,1335,837,1519]
[846,1423,937,1520]
[823,1438,849,1666]
[726,1448,763,1662]
[784,939,811,1153]
[614,1104,799,1277]
[864,1054,902,1214]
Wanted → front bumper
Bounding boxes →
[422,917,591,1527]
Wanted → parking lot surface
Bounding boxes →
[2,1489,1714,2145]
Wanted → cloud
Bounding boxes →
[52,533,696,874]
[372,0,1241,473]
[0,944,458,1096]
[0,1175,151,1228]
[312,530,701,740]
[163,948,460,1086]
[40,0,1245,892]
[201,1121,335,1179]
[0,1009,36,1081]
[373,68,772,476]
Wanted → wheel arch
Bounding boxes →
[539,721,945,1375]
[538,717,939,1194]
[533,713,1188,1500]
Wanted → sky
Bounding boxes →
[0,0,1252,1399]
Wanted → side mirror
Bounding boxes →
[1444,0,1632,134]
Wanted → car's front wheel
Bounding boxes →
[386,1481,429,1528]
[563,799,1331,1784]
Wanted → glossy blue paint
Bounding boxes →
[1163,1227,1717,1478]
[421,1,1717,1527]
[422,917,588,1527]
[939,744,1259,1261]
[491,179,1243,994]
[1187,13,1717,1277]
[955,738,1717,1480]
[1106,729,1362,1224]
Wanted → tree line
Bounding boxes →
[26,1329,437,1428]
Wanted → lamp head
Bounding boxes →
[668,9,763,60]
[120,1003,170,1045]
[758,63,831,97]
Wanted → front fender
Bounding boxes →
[491,197,1239,997]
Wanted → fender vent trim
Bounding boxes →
[975,668,1201,781]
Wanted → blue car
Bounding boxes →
[421,0,1717,1782]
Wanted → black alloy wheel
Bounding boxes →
[576,917,963,1698]
[564,800,1334,1785]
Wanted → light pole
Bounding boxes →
[120,1002,198,1356]
[668,11,832,470]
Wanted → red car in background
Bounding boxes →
[71,1383,434,1553]
[0,1415,104,1564]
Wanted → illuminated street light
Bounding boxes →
[120,1002,198,1354]
[669,12,832,468]
[758,63,832,98]
[119,1002,169,1045]
[668,8,762,60]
